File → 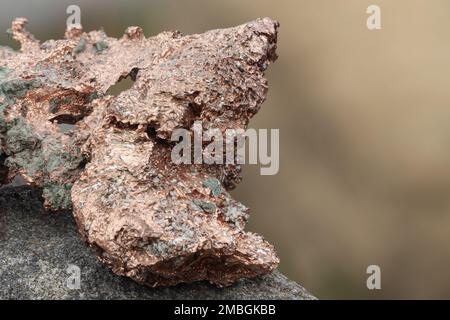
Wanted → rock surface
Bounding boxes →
[0,186,315,299]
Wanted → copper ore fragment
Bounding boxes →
[0,17,280,287]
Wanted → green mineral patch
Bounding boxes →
[46,151,83,172]
[192,199,217,214]
[0,103,7,133]
[73,38,86,54]
[5,117,39,154]
[88,91,100,102]
[46,152,67,172]
[94,40,108,53]
[0,66,13,79]
[6,150,44,177]
[202,177,222,196]
[0,76,41,101]
[0,116,5,133]
[42,182,73,209]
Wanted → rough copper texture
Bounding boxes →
[0,17,280,287]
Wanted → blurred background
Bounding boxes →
[2,0,450,299]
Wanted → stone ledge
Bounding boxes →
[0,186,315,300]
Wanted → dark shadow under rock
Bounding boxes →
[0,186,315,300]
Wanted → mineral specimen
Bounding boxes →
[0,17,280,287]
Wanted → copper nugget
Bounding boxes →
[0,17,280,287]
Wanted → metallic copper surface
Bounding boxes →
[0,17,280,287]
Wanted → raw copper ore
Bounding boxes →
[0,17,280,287]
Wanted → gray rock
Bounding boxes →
[0,186,315,300]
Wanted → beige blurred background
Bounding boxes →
[2,0,450,299]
